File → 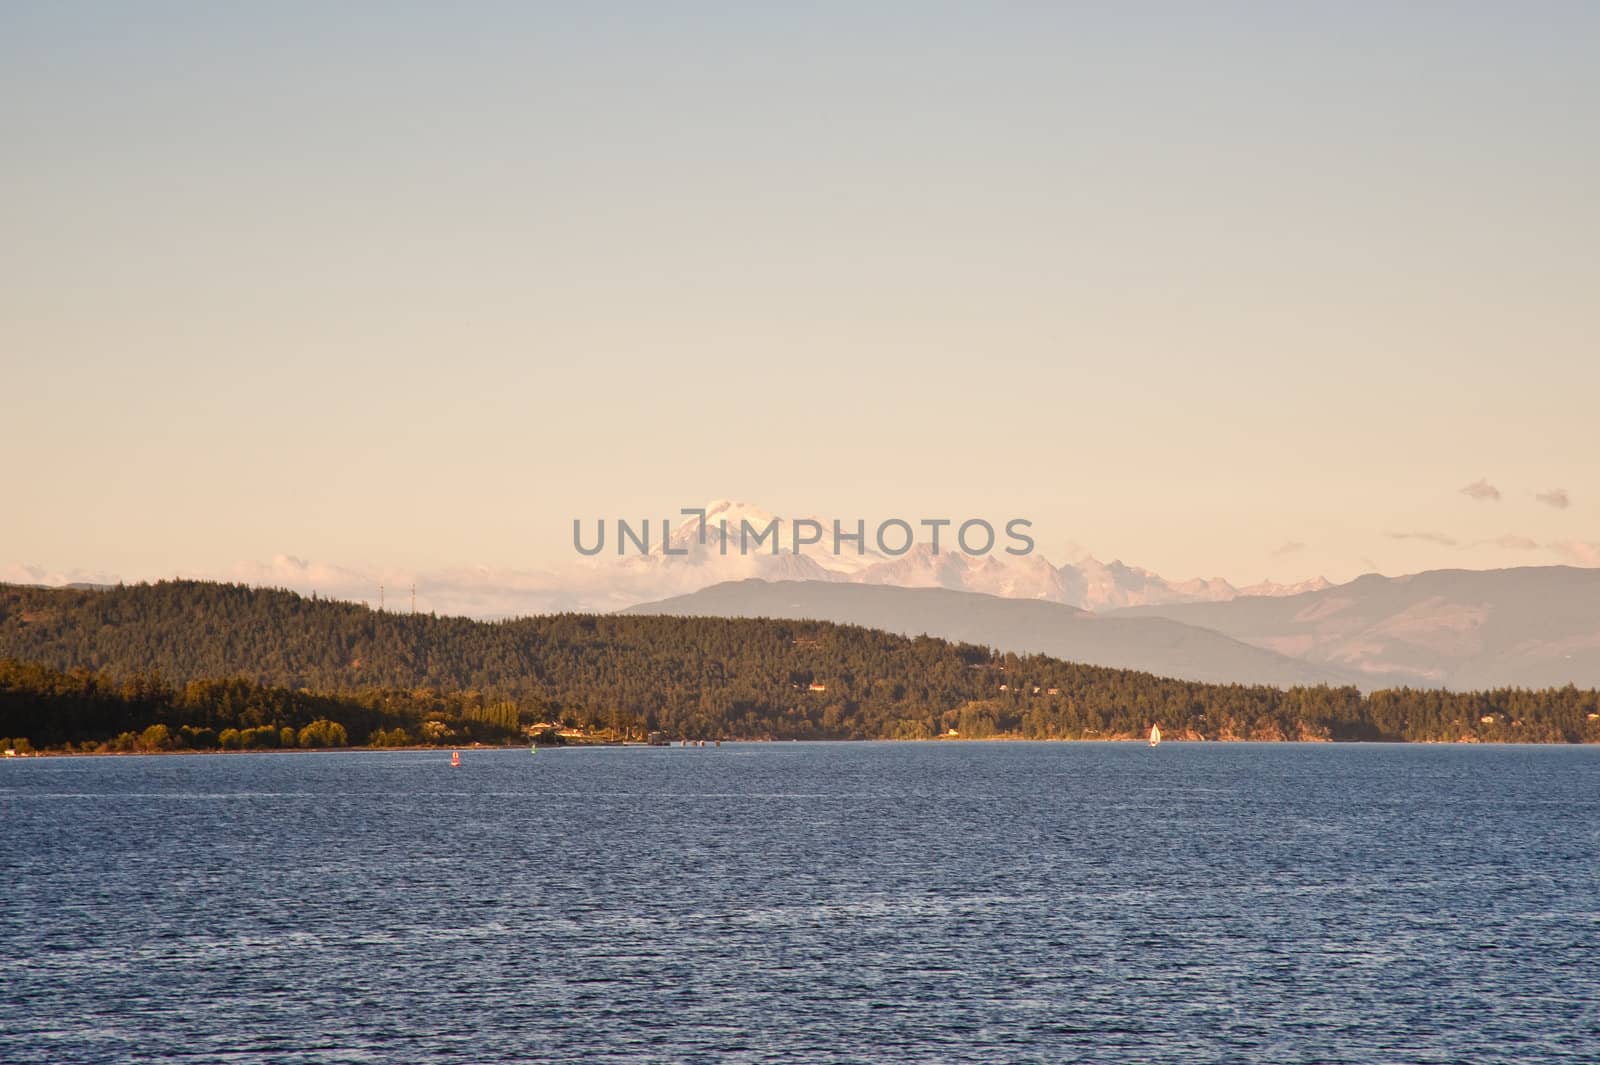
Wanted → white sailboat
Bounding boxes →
[1149,723,1162,748]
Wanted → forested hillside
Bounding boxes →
[2,581,1598,751]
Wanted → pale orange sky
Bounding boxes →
[3,4,1596,592]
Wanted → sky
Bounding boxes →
[3,2,1597,602]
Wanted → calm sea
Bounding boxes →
[3,742,1597,1063]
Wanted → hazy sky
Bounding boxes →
[4,2,1597,592]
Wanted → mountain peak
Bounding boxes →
[688,500,780,530]
[702,498,763,517]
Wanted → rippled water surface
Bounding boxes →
[3,742,1599,1063]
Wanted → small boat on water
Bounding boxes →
[450,750,461,767]
[1149,724,1162,748]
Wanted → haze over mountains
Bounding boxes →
[626,564,1600,692]
[578,509,1600,695]
[2,499,1333,617]
[9,500,1598,690]
[625,580,1366,689]
[1111,567,1600,691]
[577,500,1331,613]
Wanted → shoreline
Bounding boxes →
[7,735,1597,758]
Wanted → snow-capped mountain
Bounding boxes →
[1238,576,1335,598]
[20,500,1331,618]
[567,500,1330,613]
[1058,556,1333,611]
[859,546,1073,602]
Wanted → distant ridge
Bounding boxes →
[1110,566,1600,690]
[623,579,1373,689]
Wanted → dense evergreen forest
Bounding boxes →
[2,580,1598,752]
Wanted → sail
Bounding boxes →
[1149,724,1161,747]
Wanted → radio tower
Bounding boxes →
[411,584,416,615]
[379,584,384,612]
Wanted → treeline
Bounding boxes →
[0,659,522,751]
[1,580,1599,750]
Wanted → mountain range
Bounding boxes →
[627,564,1600,691]
[625,580,1364,688]
[0,499,1332,618]
[579,500,1331,613]
[1110,566,1600,690]
[9,500,1598,690]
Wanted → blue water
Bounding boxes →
[3,742,1598,1063]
